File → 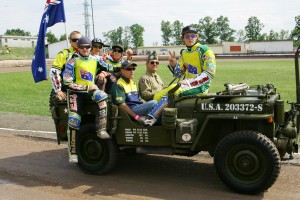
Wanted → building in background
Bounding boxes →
[137,41,293,55]
[47,40,294,59]
[246,40,293,53]
[0,35,48,48]
[47,40,68,58]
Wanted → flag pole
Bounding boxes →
[64,22,69,48]
[90,0,95,38]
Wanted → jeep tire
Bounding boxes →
[214,130,280,194]
[77,124,118,175]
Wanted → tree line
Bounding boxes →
[4,15,300,48]
[161,15,300,46]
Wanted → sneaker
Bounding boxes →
[97,130,110,139]
[69,154,78,163]
[144,118,157,126]
[137,116,146,124]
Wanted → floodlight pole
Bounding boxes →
[91,0,95,38]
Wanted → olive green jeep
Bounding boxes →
[49,46,300,194]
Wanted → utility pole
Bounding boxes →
[83,0,90,38]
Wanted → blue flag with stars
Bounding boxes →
[31,0,66,83]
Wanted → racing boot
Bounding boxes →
[96,100,110,139]
[146,96,169,126]
[68,128,78,163]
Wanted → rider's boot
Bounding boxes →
[96,100,110,139]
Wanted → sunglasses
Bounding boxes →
[78,45,91,49]
[113,49,123,53]
[93,45,102,49]
[124,68,136,71]
[150,61,159,65]
[71,38,80,42]
[184,34,197,39]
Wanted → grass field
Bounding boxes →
[0,59,296,116]
[0,47,35,59]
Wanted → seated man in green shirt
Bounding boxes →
[111,60,159,125]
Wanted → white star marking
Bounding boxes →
[44,14,49,24]
[38,67,43,73]
[64,108,68,113]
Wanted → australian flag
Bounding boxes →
[31,0,66,83]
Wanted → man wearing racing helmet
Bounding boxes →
[99,44,125,93]
[169,25,216,97]
[106,44,124,66]
[91,38,109,60]
[62,37,121,163]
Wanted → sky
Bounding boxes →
[0,0,299,46]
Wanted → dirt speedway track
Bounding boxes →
[0,129,299,200]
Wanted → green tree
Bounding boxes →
[172,20,183,45]
[115,27,123,45]
[46,31,58,44]
[161,20,173,46]
[129,24,144,47]
[216,16,235,42]
[278,29,290,40]
[5,28,31,36]
[103,27,123,46]
[59,34,67,41]
[122,26,132,50]
[197,16,218,44]
[259,33,267,41]
[291,15,300,41]
[245,16,264,41]
[266,30,279,40]
[235,29,246,42]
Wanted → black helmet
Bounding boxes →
[112,44,124,52]
[92,38,110,47]
[181,26,197,36]
[92,38,103,44]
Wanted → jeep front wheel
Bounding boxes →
[77,124,118,175]
[214,130,280,194]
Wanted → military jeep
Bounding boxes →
[50,46,300,194]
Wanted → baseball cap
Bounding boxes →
[147,52,158,61]
[121,60,137,69]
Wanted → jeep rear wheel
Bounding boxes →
[214,130,280,194]
[77,124,117,175]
